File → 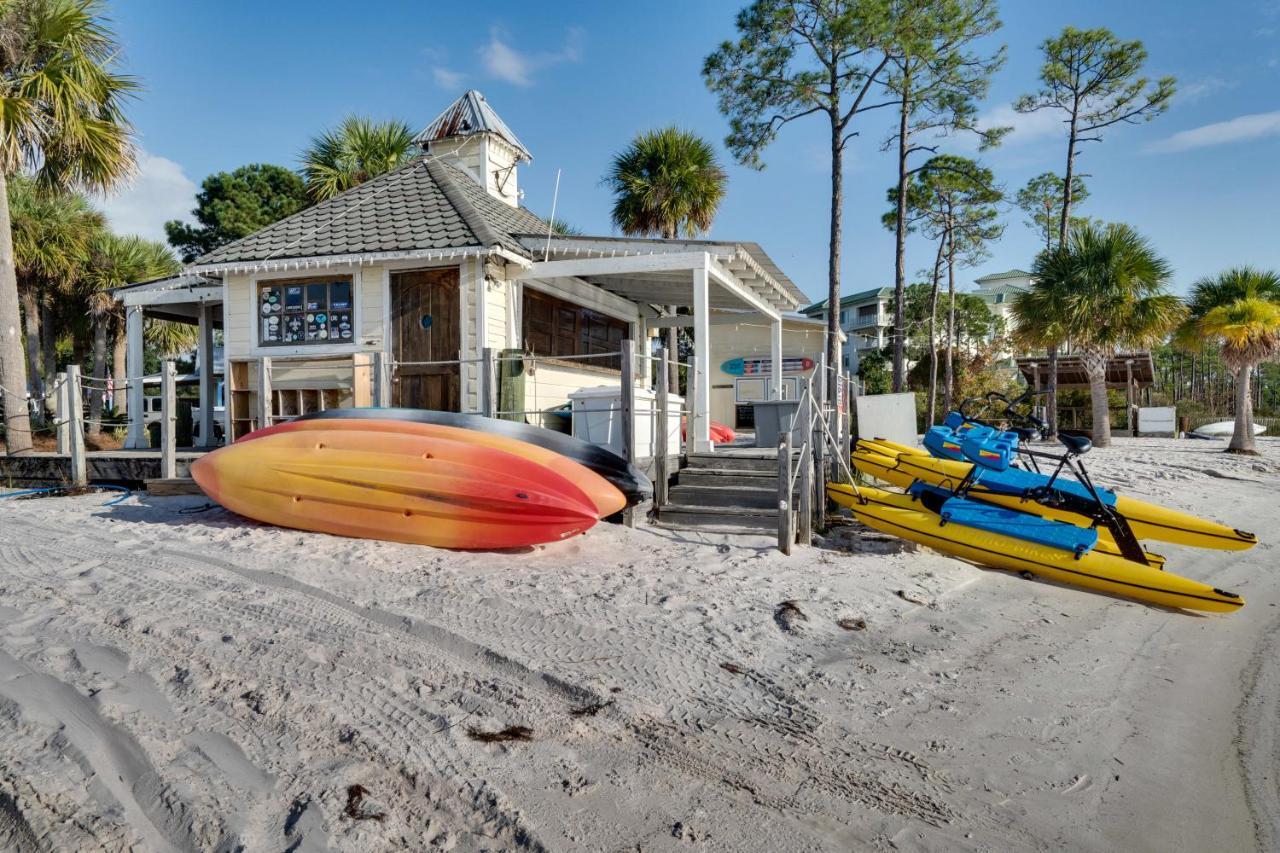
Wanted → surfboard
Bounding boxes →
[721,356,815,376]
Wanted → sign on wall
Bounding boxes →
[721,356,815,376]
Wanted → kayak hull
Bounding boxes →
[855,438,1258,551]
[290,407,652,507]
[242,417,626,518]
[827,484,1242,613]
[191,428,601,549]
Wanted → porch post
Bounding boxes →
[691,258,712,452]
[770,317,783,400]
[124,306,146,449]
[197,301,215,448]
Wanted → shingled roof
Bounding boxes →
[191,156,550,270]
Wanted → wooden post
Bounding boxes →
[777,431,792,555]
[620,338,637,528]
[480,347,496,418]
[197,301,216,448]
[815,353,829,517]
[124,306,146,449]
[160,359,176,480]
[66,365,87,486]
[256,356,272,431]
[55,372,69,455]
[351,353,373,408]
[655,347,670,509]
[373,351,391,408]
[1125,359,1135,435]
[798,437,813,546]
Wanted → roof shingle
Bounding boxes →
[193,156,551,267]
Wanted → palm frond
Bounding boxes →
[605,127,727,238]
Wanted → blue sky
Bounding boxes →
[103,0,1280,302]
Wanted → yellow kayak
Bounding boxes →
[852,447,1166,568]
[827,483,1243,613]
[855,438,1258,552]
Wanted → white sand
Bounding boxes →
[0,437,1277,851]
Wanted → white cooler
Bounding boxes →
[568,385,683,459]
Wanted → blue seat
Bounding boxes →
[924,426,967,461]
[925,487,1099,555]
[961,433,1015,472]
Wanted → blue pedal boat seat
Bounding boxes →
[910,483,1099,555]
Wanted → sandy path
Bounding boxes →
[0,437,1276,851]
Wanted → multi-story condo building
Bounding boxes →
[800,286,893,373]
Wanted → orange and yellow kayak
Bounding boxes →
[246,417,627,519]
[191,425,602,549]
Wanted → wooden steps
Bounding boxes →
[656,448,801,535]
[144,477,204,496]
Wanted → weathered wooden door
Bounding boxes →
[391,268,460,411]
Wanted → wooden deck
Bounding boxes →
[0,450,208,485]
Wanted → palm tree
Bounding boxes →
[83,234,179,432]
[1027,223,1185,448]
[604,127,727,391]
[0,0,137,453]
[300,116,416,202]
[1176,267,1280,454]
[1010,283,1067,426]
[9,179,103,413]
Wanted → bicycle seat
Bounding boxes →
[1058,432,1092,456]
[1012,427,1039,442]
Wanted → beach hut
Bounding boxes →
[115,91,810,464]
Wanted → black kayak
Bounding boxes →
[293,407,653,507]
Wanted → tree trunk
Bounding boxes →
[826,114,843,401]
[1084,352,1111,448]
[19,287,43,404]
[942,224,956,415]
[1045,344,1059,438]
[891,75,911,393]
[0,170,34,454]
[1228,363,1257,454]
[89,316,107,436]
[1058,113,1079,247]
[926,238,944,428]
[40,303,57,416]
[113,323,128,417]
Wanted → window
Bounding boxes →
[857,304,878,320]
[258,276,354,347]
[839,308,849,324]
[522,289,629,368]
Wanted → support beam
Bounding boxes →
[770,317,783,400]
[691,263,712,452]
[160,360,176,479]
[125,307,145,449]
[706,256,780,320]
[197,302,216,448]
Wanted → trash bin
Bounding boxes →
[753,399,801,448]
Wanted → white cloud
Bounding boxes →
[1146,110,1280,153]
[98,150,196,242]
[432,66,464,89]
[479,26,583,87]
[972,104,1065,147]
[1176,76,1235,104]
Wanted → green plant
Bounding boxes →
[300,116,416,201]
[1175,267,1280,454]
[0,0,138,453]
